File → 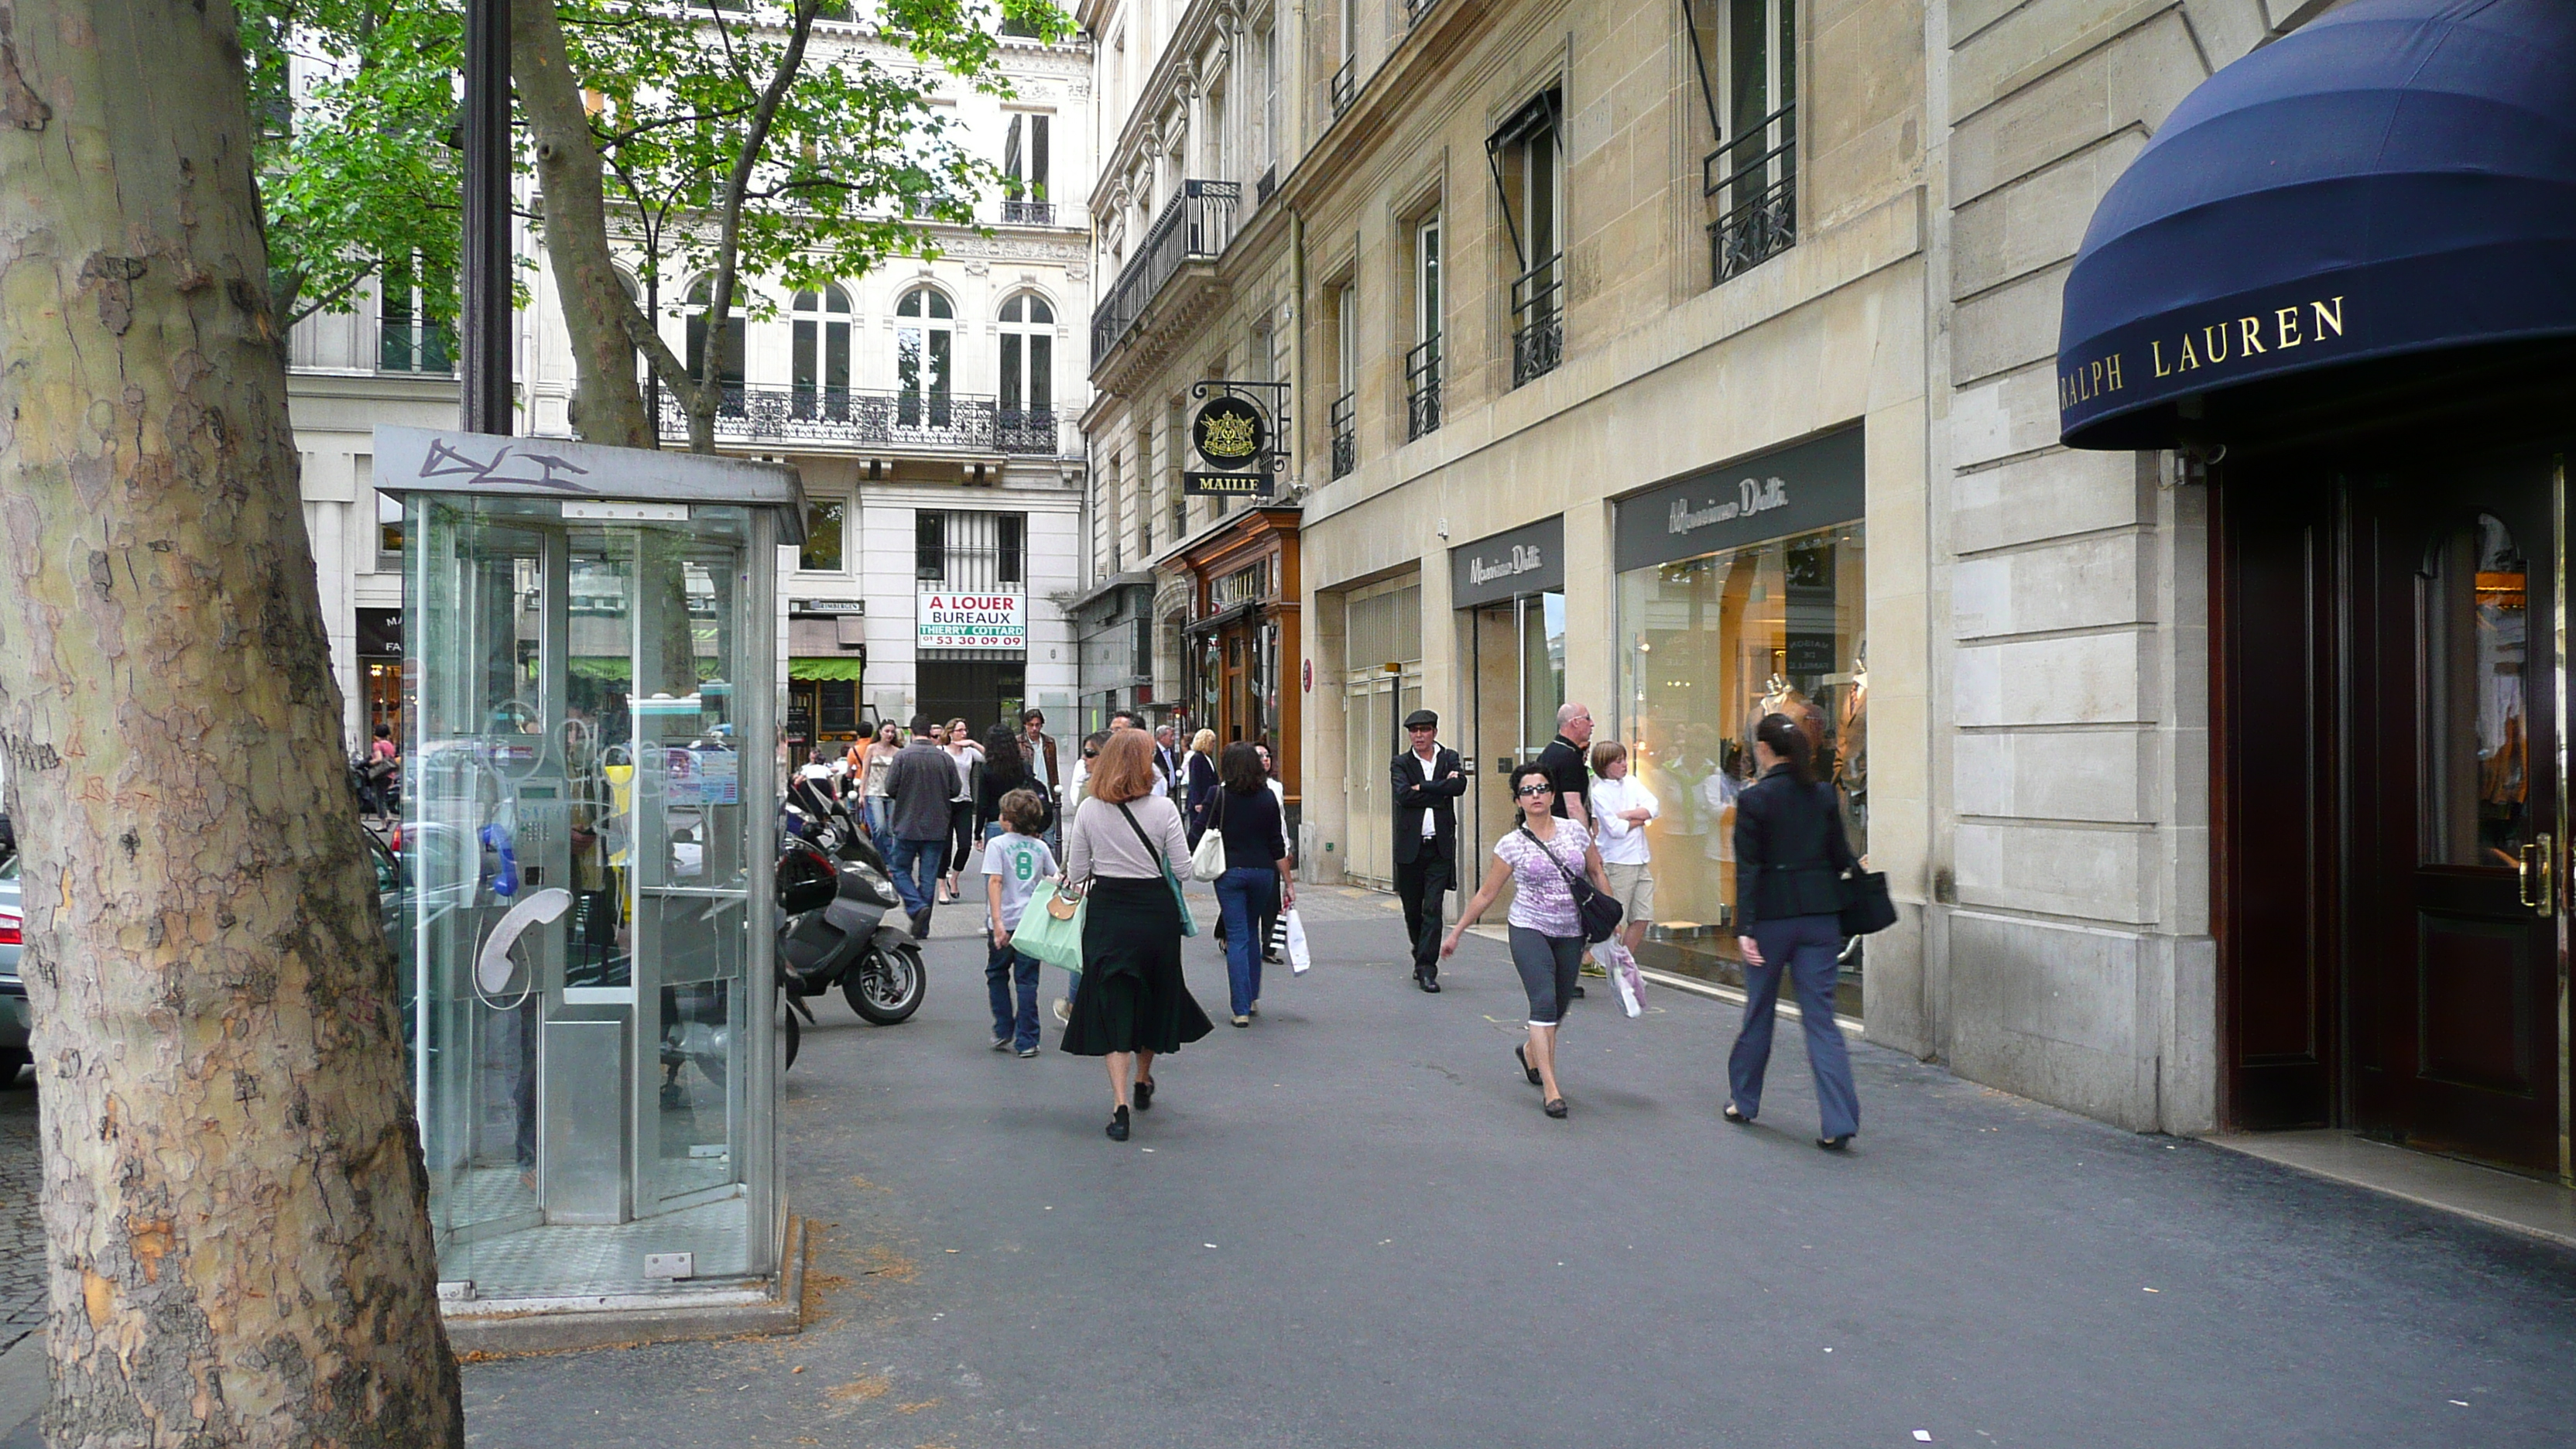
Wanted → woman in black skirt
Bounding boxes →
[1060,728,1212,1140]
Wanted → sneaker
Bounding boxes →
[1248,1001,1259,1018]
[1016,1045,1040,1058]
[1053,998,1072,1025]
[990,1036,1012,1052]
[1231,1014,1251,1028]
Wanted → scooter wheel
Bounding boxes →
[848,944,926,1025]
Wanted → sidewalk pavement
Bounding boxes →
[455,880,2576,1447]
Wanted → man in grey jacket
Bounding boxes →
[882,715,956,937]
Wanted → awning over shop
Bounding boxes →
[788,656,866,681]
[2055,0,2576,451]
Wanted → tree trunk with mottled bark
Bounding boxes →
[0,3,464,1444]
[513,0,658,450]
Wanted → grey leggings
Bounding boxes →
[1509,926,1584,1026]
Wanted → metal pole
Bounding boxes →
[461,0,512,434]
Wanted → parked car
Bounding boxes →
[0,854,26,1084]
[0,833,402,1088]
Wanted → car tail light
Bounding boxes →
[0,913,19,947]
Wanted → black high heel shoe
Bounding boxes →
[1106,1105,1130,1141]
[1134,1077,1156,1112]
[1515,1045,1542,1087]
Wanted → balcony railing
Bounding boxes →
[1331,58,1356,116]
[659,385,1057,454]
[1089,179,1241,361]
[1705,102,1797,285]
[1255,164,1278,207]
[1001,198,1057,226]
[1329,392,1357,478]
[1405,337,1442,440]
[1509,253,1564,388]
[1406,0,1439,27]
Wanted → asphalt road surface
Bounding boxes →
[437,882,2576,1445]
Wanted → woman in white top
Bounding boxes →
[859,720,902,843]
[940,719,984,904]
[1059,729,1211,1140]
[1588,740,1660,957]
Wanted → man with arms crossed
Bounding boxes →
[1392,709,1466,992]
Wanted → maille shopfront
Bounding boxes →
[2057,0,2576,1177]
[1612,426,1868,1012]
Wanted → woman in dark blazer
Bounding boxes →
[1183,728,1221,846]
[1725,712,1862,1149]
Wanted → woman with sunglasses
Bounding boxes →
[1442,762,1615,1118]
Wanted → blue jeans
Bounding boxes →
[864,796,891,841]
[1727,913,1860,1139]
[884,835,944,921]
[1214,865,1275,1017]
[986,938,1040,1051]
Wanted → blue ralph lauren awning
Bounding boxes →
[2055,0,2576,450]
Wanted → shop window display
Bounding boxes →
[1615,522,1865,1013]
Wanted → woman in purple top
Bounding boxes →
[1443,761,1614,1118]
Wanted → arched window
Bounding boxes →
[684,276,748,412]
[895,286,954,426]
[792,284,851,420]
[997,293,1054,436]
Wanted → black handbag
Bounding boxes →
[1837,868,1896,937]
[1519,825,1624,944]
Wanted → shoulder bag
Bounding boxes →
[1116,801,1199,937]
[1517,824,1624,944]
[1191,790,1230,878]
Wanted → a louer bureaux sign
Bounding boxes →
[917,591,1026,649]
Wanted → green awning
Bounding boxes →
[789,656,867,681]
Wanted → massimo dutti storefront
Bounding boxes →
[2059,0,2576,1177]
[1612,427,1869,1014]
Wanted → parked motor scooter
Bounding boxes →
[774,834,925,1067]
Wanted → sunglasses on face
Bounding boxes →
[1515,784,1553,798]
[1083,750,1098,758]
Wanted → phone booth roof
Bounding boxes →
[372,426,807,546]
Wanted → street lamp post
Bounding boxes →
[461,0,512,434]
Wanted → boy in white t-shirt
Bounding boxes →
[983,788,1059,1057]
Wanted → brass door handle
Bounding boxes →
[2519,834,2553,914]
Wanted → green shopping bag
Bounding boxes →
[1010,879,1087,974]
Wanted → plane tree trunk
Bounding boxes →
[0,2,464,1444]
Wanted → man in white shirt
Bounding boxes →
[1587,740,1660,957]
[1390,709,1466,992]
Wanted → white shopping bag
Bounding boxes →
[1283,909,1312,975]
[1598,939,1646,1018]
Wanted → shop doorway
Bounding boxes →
[917,658,1024,737]
[1465,592,1564,851]
[2221,450,2564,1175]
[1340,580,1422,889]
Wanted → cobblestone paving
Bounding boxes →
[0,1075,41,1353]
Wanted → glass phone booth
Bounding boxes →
[379,426,804,1305]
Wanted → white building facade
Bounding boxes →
[287,16,1096,755]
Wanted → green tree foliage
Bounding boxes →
[239,0,467,335]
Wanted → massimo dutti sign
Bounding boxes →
[1612,426,1865,573]
[1450,516,1565,611]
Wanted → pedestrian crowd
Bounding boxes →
[787,697,1872,1149]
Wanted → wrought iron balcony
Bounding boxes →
[1405,337,1442,440]
[1706,102,1797,284]
[660,385,1057,454]
[1331,58,1356,116]
[1255,164,1277,207]
[1090,179,1240,361]
[1510,253,1564,388]
[1406,0,1439,27]
[1329,392,1357,478]
[1001,198,1056,226]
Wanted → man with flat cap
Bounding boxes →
[1391,708,1466,992]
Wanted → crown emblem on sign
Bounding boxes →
[1203,409,1259,459]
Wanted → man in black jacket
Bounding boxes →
[1391,709,1466,992]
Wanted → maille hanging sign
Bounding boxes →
[1185,393,1273,497]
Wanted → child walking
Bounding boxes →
[984,788,1058,1057]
